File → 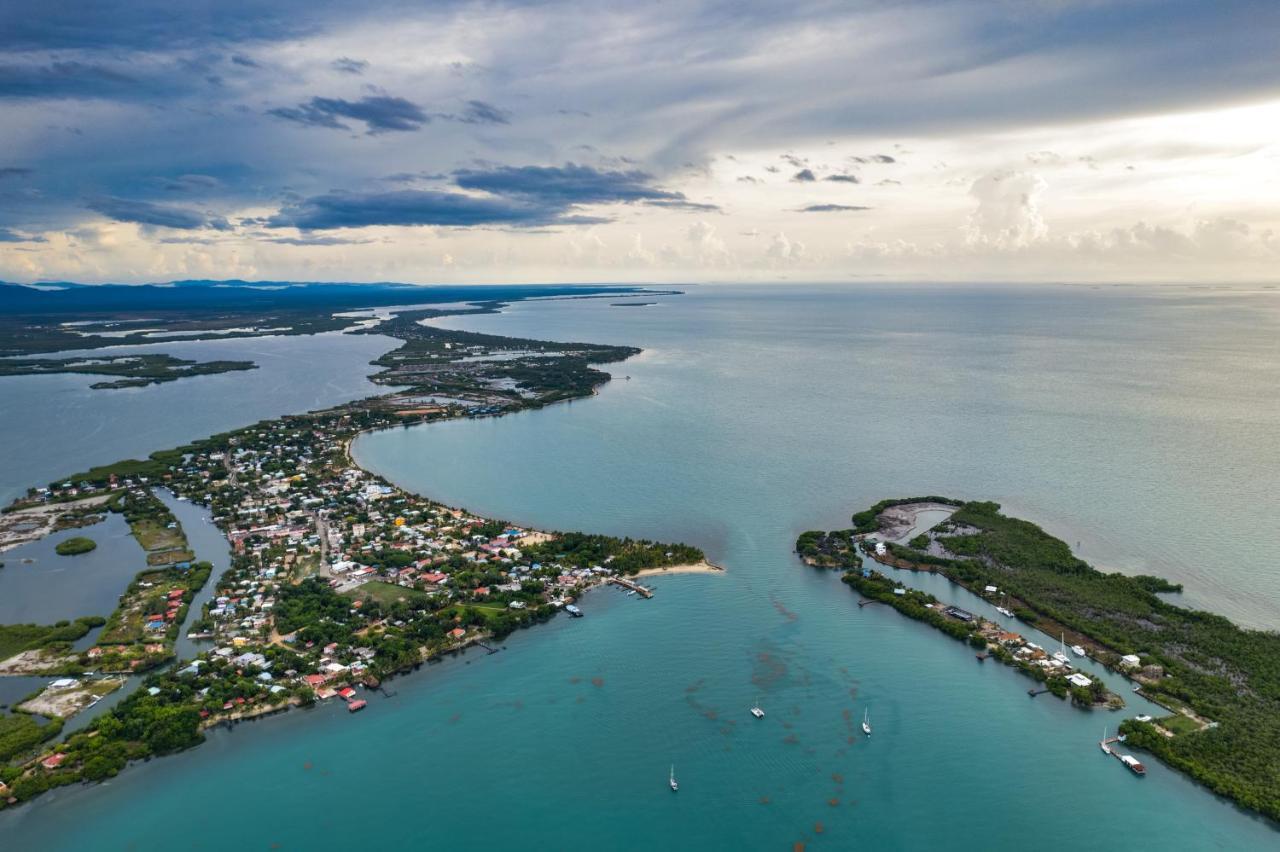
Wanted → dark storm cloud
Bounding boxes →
[268,95,428,133]
[87,196,230,230]
[824,174,859,183]
[791,169,816,182]
[797,203,871,212]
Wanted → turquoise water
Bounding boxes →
[3,284,1279,849]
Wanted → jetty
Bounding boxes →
[1100,732,1147,776]
[608,577,654,598]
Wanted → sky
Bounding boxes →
[1,0,1278,285]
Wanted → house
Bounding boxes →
[943,606,975,622]
[41,753,67,770]
[1120,654,1142,669]
[1067,673,1093,688]
[448,628,466,640]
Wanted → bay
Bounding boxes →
[2,284,1278,849]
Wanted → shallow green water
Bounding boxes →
[4,284,1278,850]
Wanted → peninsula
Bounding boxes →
[0,294,705,809]
[799,498,1280,823]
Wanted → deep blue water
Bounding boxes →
[2,284,1278,850]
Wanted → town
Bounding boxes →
[0,312,704,807]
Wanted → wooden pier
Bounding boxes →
[1027,687,1052,697]
[609,577,654,598]
[857,599,885,608]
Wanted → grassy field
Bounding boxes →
[345,581,430,607]
[130,518,186,552]
[146,548,195,566]
[1159,713,1203,736]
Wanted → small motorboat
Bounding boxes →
[669,764,678,792]
[862,708,872,736]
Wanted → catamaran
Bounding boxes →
[750,702,765,719]
[669,764,679,792]
[862,708,872,736]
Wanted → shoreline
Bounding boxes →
[632,560,724,578]
[0,296,714,813]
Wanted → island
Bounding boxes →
[0,294,710,809]
[0,354,257,389]
[799,498,1280,823]
[54,537,96,556]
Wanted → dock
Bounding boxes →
[1100,735,1147,775]
[1027,687,1052,697]
[857,599,885,608]
[608,577,654,598]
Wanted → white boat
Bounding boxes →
[995,606,1014,618]
[669,764,678,792]
[1052,633,1071,666]
[862,708,872,736]
[750,703,765,719]
[1071,644,1086,657]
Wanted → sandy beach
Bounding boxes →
[632,559,724,578]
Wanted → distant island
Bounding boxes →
[0,287,711,810]
[0,354,256,390]
[799,498,1280,823]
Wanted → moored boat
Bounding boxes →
[862,708,872,736]
[565,604,583,617]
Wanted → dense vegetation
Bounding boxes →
[0,354,255,389]
[0,617,106,662]
[523,531,704,575]
[833,498,1280,823]
[796,529,861,568]
[0,714,63,764]
[54,536,96,556]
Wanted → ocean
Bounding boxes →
[2,283,1277,849]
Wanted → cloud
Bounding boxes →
[798,204,871,212]
[455,100,510,125]
[965,170,1047,248]
[162,174,222,193]
[0,60,148,99]
[266,189,574,230]
[87,197,229,230]
[269,95,427,133]
[848,155,896,164]
[332,57,369,75]
[792,168,816,182]
[230,54,259,68]
[767,231,804,261]
[453,163,684,206]
[824,174,859,183]
[0,167,33,179]
[0,227,45,242]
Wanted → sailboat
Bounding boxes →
[669,764,679,792]
[862,708,872,736]
[1052,633,1071,666]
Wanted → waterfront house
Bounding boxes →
[1067,673,1093,688]
[1120,654,1142,669]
